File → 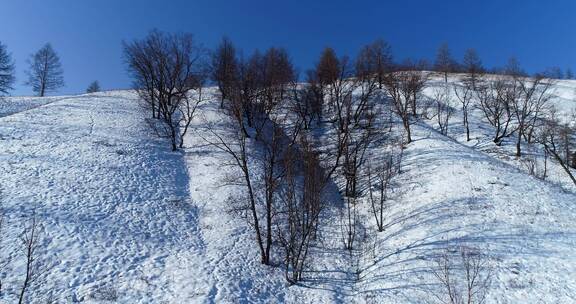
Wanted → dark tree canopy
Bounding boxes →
[212,37,238,106]
[0,41,15,95]
[86,81,100,93]
[26,43,64,97]
[316,47,340,86]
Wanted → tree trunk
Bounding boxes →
[463,110,470,141]
[549,147,576,186]
[404,119,412,144]
[243,161,267,264]
[516,131,522,157]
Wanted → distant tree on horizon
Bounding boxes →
[434,43,456,82]
[462,48,484,81]
[356,39,393,88]
[544,66,564,79]
[25,43,64,97]
[504,57,525,77]
[566,68,574,79]
[86,81,100,93]
[211,37,238,108]
[0,41,15,96]
[316,47,340,86]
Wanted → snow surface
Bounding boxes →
[0,76,575,303]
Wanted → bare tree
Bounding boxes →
[204,45,296,265]
[357,39,393,88]
[122,35,160,119]
[382,66,427,144]
[86,81,100,93]
[399,60,430,117]
[475,75,516,144]
[25,43,64,97]
[311,46,381,250]
[432,84,455,136]
[435,43,456,83]
[253,47,295,136]
[212,37,238,108]
[278,138,326,283]
[178,84,207,148]
[431,246,492,304]
[203,115,268,262]
[367,152,398,232]
[504,57,524,77]
[537,110,576,186]
[0,41,15,96]
[520,152,548,180]
[461,48,483,87]
[511,73,554,156]
[454,78,474,141]
[336,48,383,250]
[256,47,298,264]
[316,47,340,87]
[18,216,43,304]
[306,70,325,123]
[290,81,313,130]
[382,71,412,143]
[123,30,207,150]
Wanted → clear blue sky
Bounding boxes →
[1,0,575,96]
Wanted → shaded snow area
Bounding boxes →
[1,78,576,303]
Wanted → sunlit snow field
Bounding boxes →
[0,76,575,303]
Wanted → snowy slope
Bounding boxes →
[0,79,575,303]
[0,91,203,303]
[356,121,576,303]
[423,75,576,192]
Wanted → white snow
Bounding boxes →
[0,76,575,303]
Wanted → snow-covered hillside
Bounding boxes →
[0,77,575,303]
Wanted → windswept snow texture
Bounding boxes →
[0,95,70,118]
[0,92,203,302]
[0,77,575,303]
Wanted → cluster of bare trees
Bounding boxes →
[205,37,406,280]
[367,143,403,232]
[277,138,327,282]
[381,61,428,143]
[431,48,575,186]
[206,38,306,269]
[472,64,562,157]
[123,32,575,287]
[123,30,208,150]
[537,109,576,185]
[307,42,399,250]
[431,246,492,304]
